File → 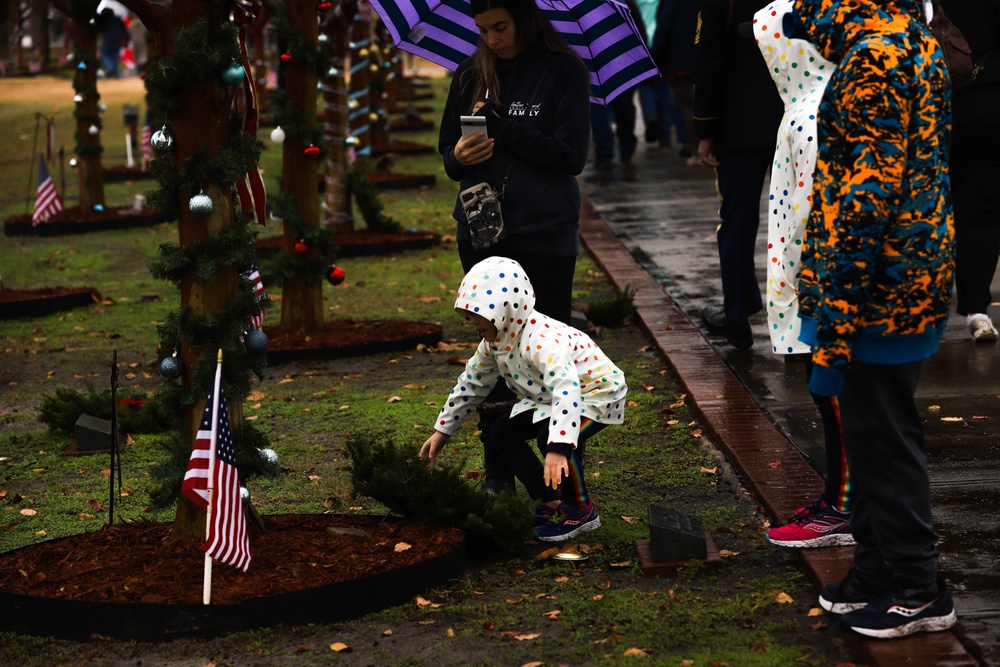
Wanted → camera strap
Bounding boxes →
[497,57,554,202]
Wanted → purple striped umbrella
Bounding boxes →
[369,0,659,105]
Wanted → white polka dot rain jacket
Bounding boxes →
[435,257,628,448]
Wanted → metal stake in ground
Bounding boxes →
[109,350,120,525]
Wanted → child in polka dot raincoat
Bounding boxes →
[420,256,627,541]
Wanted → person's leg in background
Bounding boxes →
[590,102,615,171]
[608,88,638,165]
[637,79,660,144]
[670,73,697,159]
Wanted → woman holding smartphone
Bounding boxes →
[438,0,592,493]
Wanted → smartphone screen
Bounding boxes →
[460,115,488,141]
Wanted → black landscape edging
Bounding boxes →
[265,324,443,365]
[0,288,99,320]
[4,210,166,237]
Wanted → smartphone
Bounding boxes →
[460,115,488,141]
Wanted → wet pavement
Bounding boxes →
[576,140,999,665]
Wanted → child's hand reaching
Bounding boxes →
[419,431,450,466]
[544,451,569,489]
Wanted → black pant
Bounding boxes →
[714,148,771,324]
[839,360,939,588]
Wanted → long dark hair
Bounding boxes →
[462,0,579,111]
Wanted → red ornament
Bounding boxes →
[318,1,333,8]
[304,145,321,156]
[280,53,292,61]
[326,265,345,286]
[294,240,308,255]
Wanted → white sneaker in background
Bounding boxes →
[967,314,998,342]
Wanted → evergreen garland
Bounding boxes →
[348,159,400,232]
[143,18,275,500]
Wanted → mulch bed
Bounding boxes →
[0,515,466,640]
[263,319,443,364]
[3,206,165,237]
[371,140,436,157]
[103,165,154,182]
[255,229,440,259]
[0,286,101,319]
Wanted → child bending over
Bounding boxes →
[420,257,627,541]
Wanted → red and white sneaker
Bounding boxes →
[766,499,854,548]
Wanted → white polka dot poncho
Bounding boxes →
[434,256,627,448]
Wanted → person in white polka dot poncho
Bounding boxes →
[420,256,628,541]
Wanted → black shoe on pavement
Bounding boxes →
[841,580,957,639]
[702,305,753,349]
[819,567,884,614]
[645,117,660,143]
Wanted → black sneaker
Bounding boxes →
[819,568,883,614]
[701,305,753,349]
[841,580,957,639]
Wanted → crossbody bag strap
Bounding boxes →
[498,57,555,201]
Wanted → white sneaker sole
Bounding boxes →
[819,596,869,615]
[848,609,957,639]
[766,532,856,548]
[536,515,601,542]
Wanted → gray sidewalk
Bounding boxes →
[577,139,999,666]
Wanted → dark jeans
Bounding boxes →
[491,410,606,507]
[591,93,638,164]
[839,360,939,588]
[805,361,852,513]
[714,147,771,324]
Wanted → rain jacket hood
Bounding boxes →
[437,256,627,448]
[796,0,928,63]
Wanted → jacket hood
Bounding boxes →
[754,0,832,107]
[454,256,536,347]
[795,0,926,63]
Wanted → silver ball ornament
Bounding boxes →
[73,94,83,103]
[189,191,213,215]
[151,127,173,153]
[221,61,246,86]
[270,126,286,144]
[240,486,250,502]
[159,355,182,379]
[245,328,268,352]
[260,448,278,466]
[88,124,99,136]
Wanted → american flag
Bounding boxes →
[180,385,251,572]
[243,261,266,330]
[32,153,64,226]
[140,118,153,169]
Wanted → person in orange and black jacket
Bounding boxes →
[692,0,783,349]
[794,0,957,640]
[939,0,1000,342]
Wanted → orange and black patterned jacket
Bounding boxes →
[795,0,955,396]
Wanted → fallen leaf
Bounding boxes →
[514,633,540,641]
[417,620,436,625]
[505,598,523,604]
[542,609,561,620]
[554,576,570,582]
[521,662,545,667]
[338,405,351,411]
[620,515,636,524]
[609,561,632,568]
[536,546,560,560]
[627,400,639,408]
[771,590,794,604]
[279,378,295,384]
[403,383,426,389]
[446,628,455,638]
[593,594,604,601]
[387,396,402,403]
[690,428,702,437]
[624,647,649,656]
[719,549,740,557]
[382,629,392,636]
[87,499,103,510]
[20,508,37,516]
[415,596,442,608]
[807,607,824,617]
[941,416,964,422]
[699,467,717,474]
[329,642,351,652]
[394,541,412,552]
[682,661,695,666]
[768,460,781,468]
[307,475,321,481]
[927,404,941,411]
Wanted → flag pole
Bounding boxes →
[202,348,224,605]
[25,113,42,215]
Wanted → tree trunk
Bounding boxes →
[72,20,106,213]
[122,0,242,538]
[278,2,322,333]
[321,2,352,234]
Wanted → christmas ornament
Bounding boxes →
[240,486,250,502]
[69,158,78,168]
[326,265,345,285]
[151,126,174,152]
[88,124,99,136]
[304,145,320,157]
[77,61,86,70]
[369,112,379,123]
[189,190,213,215]
[347,99,359,110]
[260,448,278,466]
[160,354,182,379]
[369,63,379,74]
[280,53,292,61]
[344,136,359,147]
[294,240,308,255]
[98,103,107,112]
[221,61,245,86]
[358,48,370,58]
[270,126,285,144]
[94,204,104,211]
[73,94,83,103]
[318,33,329,44]
[245,328,268,352]
[326,66,339,78]
[318,2,333,10]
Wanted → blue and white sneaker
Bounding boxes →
[841,580,957,639]
[534,502,601,542]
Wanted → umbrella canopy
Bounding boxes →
[370,0,659,105]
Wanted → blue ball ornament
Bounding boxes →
[245,328,268,353]
[93,204,104,212]
[159,355,182,380]
[221,61,246,86]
